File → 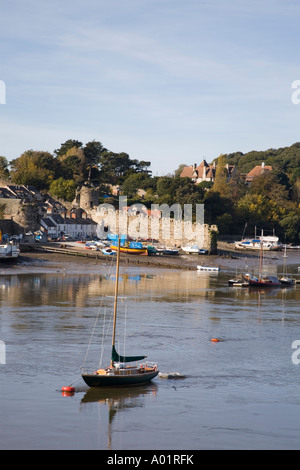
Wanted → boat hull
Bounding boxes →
[182,246,208,255]
[197,265,219,271]
[156,248,179,255]
[82,370,159,387]
[228,279,249,287]
[279,277,296,286]
[248,279,281,287]
[235,237,282,251]
[0,244,20,260]
[110,245,147,254]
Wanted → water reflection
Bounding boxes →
[2,258,300,450]
[80,384,157,449]
[0,267,299,315]
[0,269,223,310]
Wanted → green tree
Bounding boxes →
[54,139,83,158]
[49,178,77,202]
[156,176,174,200]
[213,154,231,197]
[279,210,300,243]
[59,147,85,183]
[83,140,106,181]
[174,164,188,178]
[0,157,10,180]
[236,193,287,233]
[203,190,234,227]
[134,160,152,174]
[248,172,289,204]
[99,151,148,184]
[10,150,58,189]
[122,173,152,198]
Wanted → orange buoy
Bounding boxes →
[62,386,75,392]
[211,338,220,342]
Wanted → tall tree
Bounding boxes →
[0,156,10,180]
[54,139,83,158]
[121,172,152,198]
[10,150,58,189]
[49,178,77,202]
[59,147,86,183]
[213,154,230,197]
[83,140,106,181]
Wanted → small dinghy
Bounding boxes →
[158,372,185,379]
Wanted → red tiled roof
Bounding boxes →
[180,160,210,179]
[246,164,272,181]
[180,166,195,178]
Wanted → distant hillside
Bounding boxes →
[224,142,300,177]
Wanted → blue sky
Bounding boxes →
[1,0,300,175]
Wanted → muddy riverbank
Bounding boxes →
[16,241,291,272]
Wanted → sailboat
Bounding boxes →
[248,230,281,287]
[81,238,159,387]
[279,245,296,286]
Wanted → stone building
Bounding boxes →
[180,160,236,184]
[73,184,100,211]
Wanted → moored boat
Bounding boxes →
[247,230,281,287]
[110,241,147,255]
[197,265,220,272]
[0,234,20,261]
[101,247,116,256]
[235,233,282,251]
[156,246,179,255]
[248,275,281,287]
[81,237,159,387]
[181,245,208,255]
[228,277,249,287]
[279,245,296,286]
[279,276,296,286]
[146,245,158,255]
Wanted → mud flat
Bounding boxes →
[16,240,292,273]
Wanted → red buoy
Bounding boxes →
[211,338,220,342]
[62,386,75,392]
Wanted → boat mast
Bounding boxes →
[259,229,263,279]
[111,237,121,367]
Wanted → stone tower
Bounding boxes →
[76,184,99,213]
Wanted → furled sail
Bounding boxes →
[111,345,146,363]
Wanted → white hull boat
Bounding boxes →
[197,265,219,272]
[235,235,282,251]
[0,242,20,260]
[181,245,208,254]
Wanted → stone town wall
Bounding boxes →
[0,199,41,233]
[90,208,218,252]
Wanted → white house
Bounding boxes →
[40,211,97,239]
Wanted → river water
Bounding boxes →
[1,252,300,450]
